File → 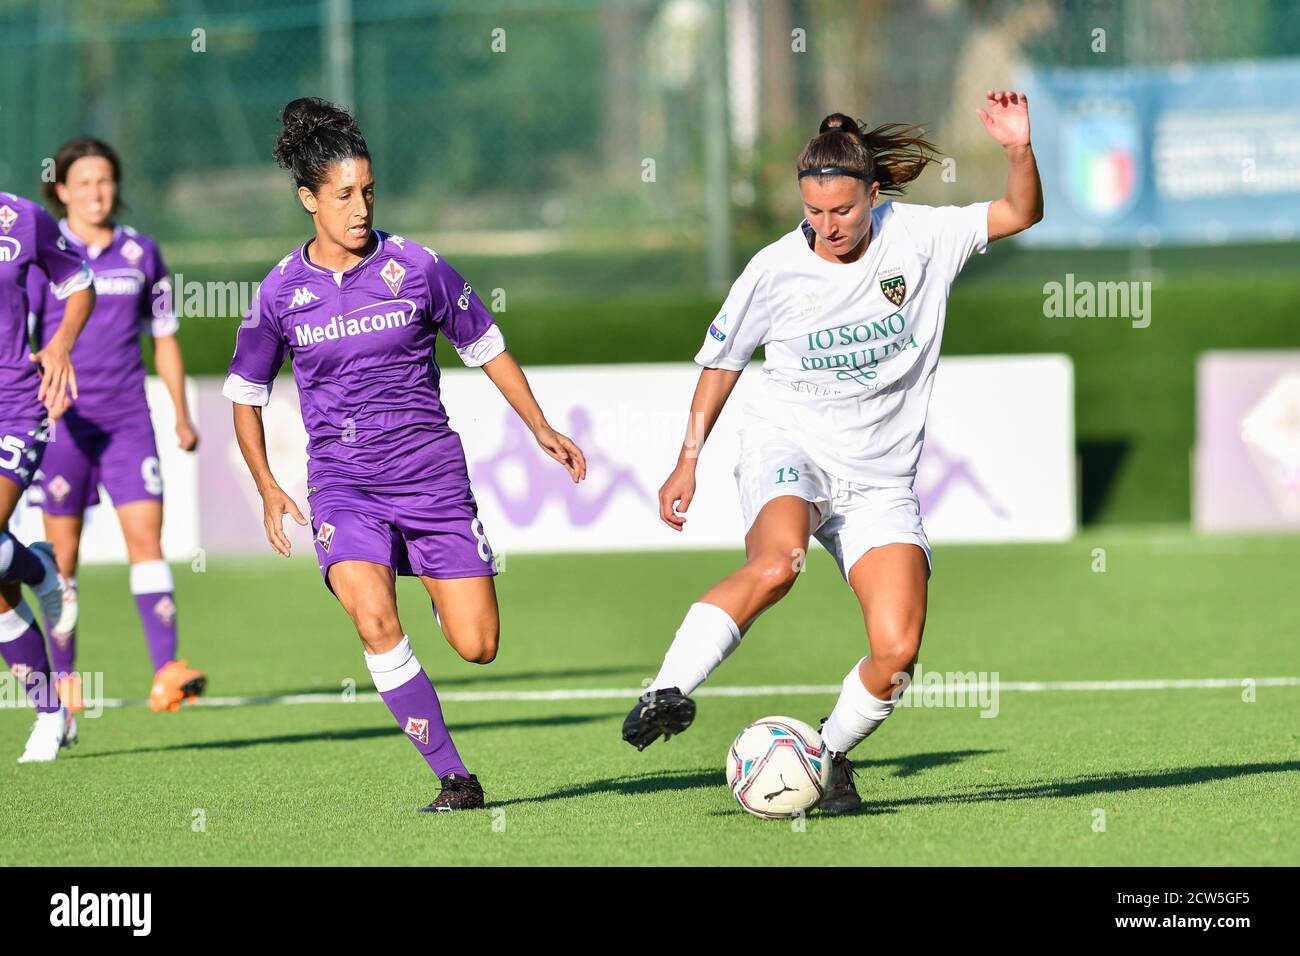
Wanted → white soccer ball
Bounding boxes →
[727,716,831,818]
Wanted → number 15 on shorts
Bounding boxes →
[775,466,800,484]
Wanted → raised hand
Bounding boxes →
[976,90,1031,149]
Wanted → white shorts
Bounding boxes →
[735,424,932,580]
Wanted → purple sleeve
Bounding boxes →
[423,252,505,367]
[143,240,178,335]
[222,282,286,405]
[33,206,91,298]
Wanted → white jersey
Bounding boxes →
[696,199,990,485]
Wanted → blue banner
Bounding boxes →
[1018,58,1300,247]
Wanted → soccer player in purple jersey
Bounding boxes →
[27,138,206,716]
[226,98,587,812]
[0,190,95,762]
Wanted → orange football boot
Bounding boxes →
[55,673,84,715]
[149,660,207,712]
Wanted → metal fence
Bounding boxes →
[2,0,1298,295]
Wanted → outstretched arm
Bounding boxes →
[658,366,743,531]
[480,351,586,483]
[977,90,1044,241]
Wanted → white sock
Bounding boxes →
[821,657,896,755]
[130,560,173,594]
[0,601,37,642]
[650,602,741,696]
[364,635,422,692]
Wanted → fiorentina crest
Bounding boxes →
[879,269,907,307]
[153,596,177,627]
[0,204,17,234]
[380,259,406,296]
[316,521,335,553]
[405,717,430,745]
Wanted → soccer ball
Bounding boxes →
[727,716,831,818]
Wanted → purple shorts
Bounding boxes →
[0,414,51,493]
[307,481,497,590]
[30,412,162,514]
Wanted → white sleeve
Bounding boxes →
[904,201,991,285]
[693,256,770,370]
[222,372,273,407]
[455,324,506,367]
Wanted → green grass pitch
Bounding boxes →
[1,529,1296,866]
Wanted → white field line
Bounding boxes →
[57,675,1300,711]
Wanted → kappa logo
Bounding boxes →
[290,286,319,308]
[404,717,430,745]
[423,246,439,262]
[381,259,406,295]
[879,268,907,307]
[0,204,16,234]
[48,475,71,505]
[386,234,407,249]
[121,238,144,264]
[316,521,336,552]
[277,252,294,275]
[153,596,177,626]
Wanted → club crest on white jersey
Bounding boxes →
[879,267,907,307]
[381,259,406,295]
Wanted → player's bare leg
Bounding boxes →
[41,513,83,711]
[421,574,499,665]
[700,494,814,631]
[330,560,483,811]
[624,495,813,750]
[819,543,929,814]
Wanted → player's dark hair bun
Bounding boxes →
[798,111,940,196]
[818,113,865,139]
[273,96,370,192]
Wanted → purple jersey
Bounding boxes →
[28,222,174,425]
[0,193,92,418]
[224,231,505,490]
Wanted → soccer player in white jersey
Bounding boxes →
[623,93,1043,814]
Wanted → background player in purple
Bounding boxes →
[27,139,206,716]
[226,98,587,812]
[0,190,94,762]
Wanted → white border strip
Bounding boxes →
[74,676,1300,710]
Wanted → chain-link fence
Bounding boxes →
[3,0,1299,296]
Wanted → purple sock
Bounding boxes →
[47,626,76,677]
[0,533,47,587]
[367,637,469,778]
[131,562,178,672]
[0,602,61,714]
